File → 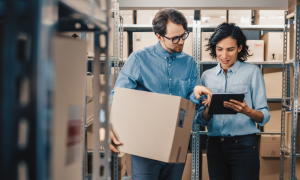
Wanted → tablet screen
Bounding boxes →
[208,93,245,115]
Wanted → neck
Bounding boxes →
[160,41,172,54]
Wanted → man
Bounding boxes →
[109,8,211,180]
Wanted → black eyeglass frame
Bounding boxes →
[162,31,190,44]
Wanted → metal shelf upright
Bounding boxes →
[280,7,300,180]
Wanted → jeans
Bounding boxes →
[206,134,260,180]
[131,155,185,180]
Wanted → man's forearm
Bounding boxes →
[202,107,211,122]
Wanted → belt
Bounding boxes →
[208,134,256,143]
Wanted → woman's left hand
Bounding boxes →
[224,99,251,114]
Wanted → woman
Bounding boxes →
[194,23,270,180]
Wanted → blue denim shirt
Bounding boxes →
[111,41,200,104]
[194,60,270,137]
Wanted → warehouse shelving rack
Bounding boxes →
[279,7,300,180]
[190,20,288,179]
[0,0,115,180]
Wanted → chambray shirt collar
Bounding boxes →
[155,41,182,59]
[215,60,242,75]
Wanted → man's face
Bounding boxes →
[156,20,186,53]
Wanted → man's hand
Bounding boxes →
[194,85,212,107]
[110,130,122,153]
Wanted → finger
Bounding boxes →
[110,144,120,153]
[230,99,242,105]
[110,131,122,145]
[206,94,212,107]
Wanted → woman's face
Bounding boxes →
[215,37,242,70]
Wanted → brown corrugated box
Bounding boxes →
[51,36,87,180]
[259,135,281,157]
[202,150,210,180]
[284,112,300,153]
[259,156,291,180]
[181,152,192,180]
[246,40,264,62]
[201,32,214,61]
[263,103,282,132]
[261,32,290,61]
[110,87,196,163]
[132,32,193,57]
[288,0,300,13]
[200,10,227,25]
[228,10,252,25]
[263,68,282,98]
[254,10,285,25]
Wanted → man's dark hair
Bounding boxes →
[152,8,188,36]
[206,23,252,62]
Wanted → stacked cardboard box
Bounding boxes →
[201,32,214,61]
[261,32,290,61]
[263,103,282,132]
[247,40,264,62]
[259,135,281,157]
[288,0,300,13]
[200,10,227,25]
[254,10,285,25]
[284,112,300,153]
[137,10,195,25]
[202,150,210,180]
[228,10,252,25]
[110,88,196,163]
[51,36,87,180]
[181,152,192,180]
[132,32,193,57]
[263,68,282,98]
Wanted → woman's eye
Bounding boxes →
[228,49,234,51]
[217,49,222,51]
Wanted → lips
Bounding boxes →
[220,59,230,64]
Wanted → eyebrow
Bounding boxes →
[216,46,235,49]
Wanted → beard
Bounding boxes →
[164,41,184,53]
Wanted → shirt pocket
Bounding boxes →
[179,80,190,98]
[227,84,250,104]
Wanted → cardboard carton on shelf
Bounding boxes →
[254,10,285,25]
[200,10,227,25]
[246,40,264,62]
[263,103,281,132]
[228,10,252,25]
[263,68,282,98]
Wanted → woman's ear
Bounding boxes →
[238,45,243,53]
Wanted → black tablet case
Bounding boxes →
[208,93,245,115]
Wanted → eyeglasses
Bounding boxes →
[162,31,190,44]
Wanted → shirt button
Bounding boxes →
[221,138,224,142]
[169,78,172,81]
[169,64,171,66]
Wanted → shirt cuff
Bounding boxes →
[189,93,200,104]
[256,108,271,126]
[193,103,209,127]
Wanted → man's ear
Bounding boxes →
[156,33,163,41]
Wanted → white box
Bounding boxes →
[122,10,134,24]
[200,10,227,25]
[201,32,214,61]
[132,32,193,57]
[254,10,285,25]
[246,40,264,62]
[228,10,252,25]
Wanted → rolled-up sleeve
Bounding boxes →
[194,95,209,127]
[251,66,270,126]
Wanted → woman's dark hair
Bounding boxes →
[206,23,252,62]
[152,8,188,36]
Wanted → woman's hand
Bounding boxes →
[223,99,251,115]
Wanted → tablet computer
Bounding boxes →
[208,93,245,115]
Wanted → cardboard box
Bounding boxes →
[228,10,252,25]
[263,68,282,98]
[111,153,127,180]
[254,10,285,25]
[261,32,290,61]
[137,10,195,25]
[259,135,281,157]
[181,153,192,180]
[132,32,193,56]
[263,103,282,132]
[200,10,227,25]
[284,112,300,153]
[201,32,214,61]
[202,150,210,180]
[51,36,87,180]
[288,0,300,13]
[122,10,134,24]
[259,156,291,180]
[246,40,264,62]
[110,87,196,163]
